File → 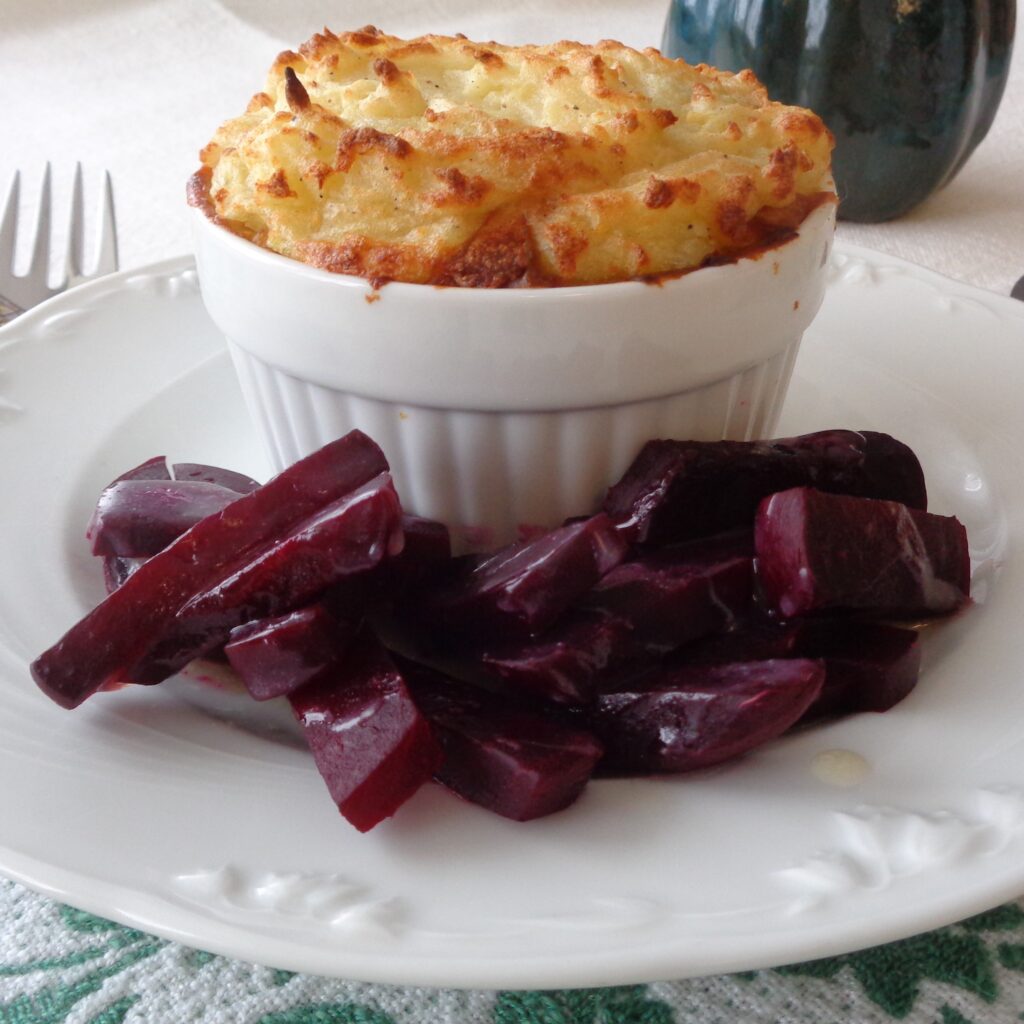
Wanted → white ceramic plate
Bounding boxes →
[1,249,1023,989]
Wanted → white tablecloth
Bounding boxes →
[1,0,1022,294]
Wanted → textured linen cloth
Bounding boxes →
[2,3,1023,1022]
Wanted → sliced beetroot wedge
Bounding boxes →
[591,659,825,774]
[405,662,604,821]
[225,604,359,700]
[793,621,922,719]
[667,618,921,719]
[327,514,452,618]
[289,631,442,832]
[603,430,927,545]
[585,530,754,649]
[88,479,242,557]
[130,472,402,682]
[172,462,261,494]
[667,617,803,667]
[480,609,638,706]
[755,487,970,618]
[390,515,451,584]
[419,514,628,641]
[32,430,389,709]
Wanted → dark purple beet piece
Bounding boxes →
[289,631,442,832]
[406,663,604,821]
[172,462,261,494]
[667,617,803,667]
[419,514,628,640]
[480,609,638,706]
[793,621,922,718]
[225,604,358,700]
[32,430,389,709]
[327,514,451,619]
[852,433,928,510]
[131,472,402,681]
[585,530,753,648]
[88,479,242,557]
[667,618,921,719]
[391,515,451,582]
[478,532,754,706]
[755,487,970,618]
[89,456,174,557]
[603,430,927,545]
[591,659,824,774]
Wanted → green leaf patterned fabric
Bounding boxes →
[4,878,1024,1022]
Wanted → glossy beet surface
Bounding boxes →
[129,473,401,683]
[31,430,389,708]
[587,531,753,648]
[603,430,927,545]
[327,514,451,619]
[481,609,638,706]
[418,514,628,640]
[592,659,825,774]
[225,604,358,700]
[88,479,242,557]
[88,457,262,558]
[176,473,401,631]
[670,618,922,719]
[755,487,970,618]
[407,664,604,821]
[289,632,443,832]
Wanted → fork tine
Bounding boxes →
[65,162,85,280]
[93,170,119,276]
[27,162,53,286]
[0,170,20,273]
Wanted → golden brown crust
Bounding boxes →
[191,28,835,286]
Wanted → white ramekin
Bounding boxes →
[192,202,836,549]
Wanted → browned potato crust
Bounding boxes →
[191,26,834,286]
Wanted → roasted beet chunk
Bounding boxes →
[603,430,927,545]
[174,473,402,632]
[88,458,261,559]
[32,430,389,709]
[327,514,451,618]
[225,604,359,700]
[585,530,753,648]
[407,664,604,821]
[88,479,243,557]
[480,609,637,706]
[671,618,922,720]
[418,513,627,640]
[755,487,970,618]
[794,621,922,719]
[289,631,443,832]
[592,659,824,774]
[129,472,402,682]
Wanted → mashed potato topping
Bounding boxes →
[190,26,834,286]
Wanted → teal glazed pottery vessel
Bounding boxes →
[662,0,1016,221]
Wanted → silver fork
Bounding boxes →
[0,164,119,326]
